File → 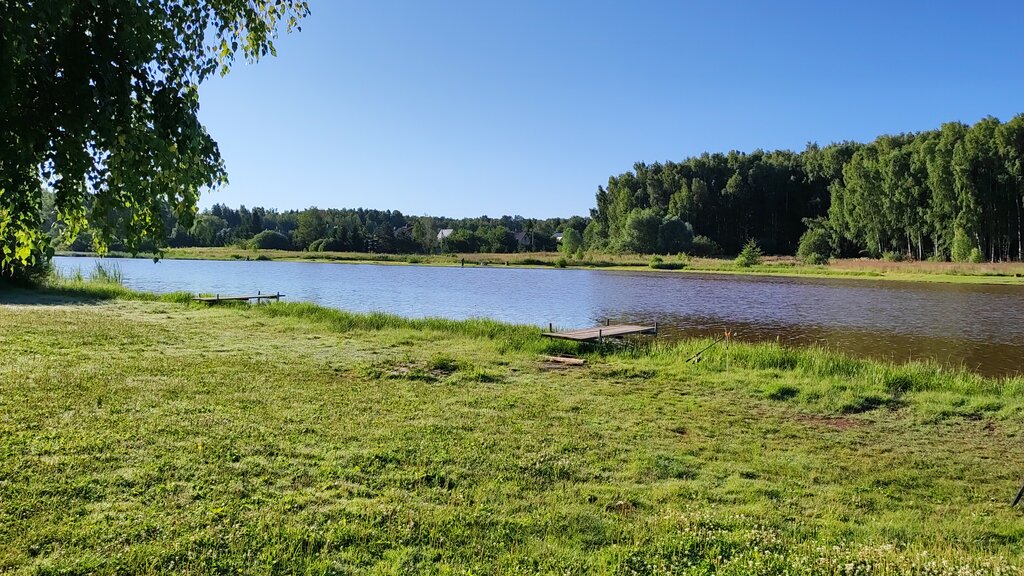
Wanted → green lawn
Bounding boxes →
[2,283,1023,574]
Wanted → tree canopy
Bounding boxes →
[588,115,1024,262]
[1,0,309,280]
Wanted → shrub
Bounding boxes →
[734,239,763,267]
[969,247,984,263]
[555,257,568,268]
[951,226,976,262]
[690,235,721,257]
[321,238,347,252]
[882,251,905,262]
[250,230,292,250]
[797,226,832,264]
[657,217,693,254]
[618,208,661,253]
[649,255,685,270]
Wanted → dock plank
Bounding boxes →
[541,324,657,342]
[192,293,284,303]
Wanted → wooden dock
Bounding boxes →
[541,322,658,343]
[192,292,284,304]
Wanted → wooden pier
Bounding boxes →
[192,292,284,304]
[541,322,658,343]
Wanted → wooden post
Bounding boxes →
[655,322,659,335]
[598,329,603,344]
[549,322,553,333]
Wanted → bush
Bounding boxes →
[797,226,832,264]
[657,217,693,254]
[969,247,984,263]
[649,258,686,270]
[321,238,347,252]
[951,227,976,263]
[250,230,292,250]
[555,257,568,268]
[690,235,721,257]
[734,239,763,267]
[618,208,661,253]
[882,251,905,262]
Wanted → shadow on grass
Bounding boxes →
[0,281,192,306]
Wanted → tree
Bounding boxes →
[293,208,327,250]
[657,217,693,254]
[190,214,228,247]
[412,217,436,253]
[735,239,763,267]
[446,229,479,253]
[618,208,661,253]
[560,228,583,256]
[1,0,309,281]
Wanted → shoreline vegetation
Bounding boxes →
[58,247,1024,285]
[2,275,1024,573]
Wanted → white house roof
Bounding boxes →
[437,228,454,240]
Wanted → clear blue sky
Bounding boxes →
[197,0,1024,218]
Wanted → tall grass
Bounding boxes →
[41,265,192,303]
[612,337,1024,417]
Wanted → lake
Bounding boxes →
[54,256,1024,377]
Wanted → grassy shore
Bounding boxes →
[61,247,1024,285]
[2,279,1024,574]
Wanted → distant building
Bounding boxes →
[514,231,531,247]
[553,232,564,243]
[437,228,454,240]
[394,224,413,238]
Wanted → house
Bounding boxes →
[514,231,531,247]
[437,228,454,241]
[553,232,564,243]
[394,224,413,238]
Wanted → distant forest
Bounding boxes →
[48,199,589,256]
[589,114,1024,262]
[50,114,1024,262]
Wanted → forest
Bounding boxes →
[48,114,1024,262]
[588,114,1024,262]
[48,198,588,256]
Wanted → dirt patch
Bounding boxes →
[794,414,863,430]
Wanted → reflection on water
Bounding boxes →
[53,256,1024,377]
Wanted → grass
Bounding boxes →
[60,247,1024,285]
[2,279,1024,574]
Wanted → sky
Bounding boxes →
[197,0,1024,218]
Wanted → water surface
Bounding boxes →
[54,256,1024,377]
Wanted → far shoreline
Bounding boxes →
[54,248,1024,286]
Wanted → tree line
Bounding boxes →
[50,199,588,255]
[586,114,1024,262]
[43,113,1024,263]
